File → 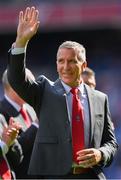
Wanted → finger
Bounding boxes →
[77,148,94,156]
[80,160,96,168]
[28,7,36,21]
[13,121,22,130]
[11,127,20,133]
[29,6,36,20]
[6,129,14,135]
[7,129,19,138]
[78,157,93,167]
[7,127,18,133]
[19,11,23,23]
[31,9,39,23]
[77,153,93,161]
[23,7,30,21]
[12,131,19,136]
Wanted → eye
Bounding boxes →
[70,59,78,64]
[57,59,64,64]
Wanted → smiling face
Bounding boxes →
[56,48,87,87]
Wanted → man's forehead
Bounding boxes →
[57,48,76,57]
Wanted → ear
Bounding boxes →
[56,61,59,73]
[82,62,87,72]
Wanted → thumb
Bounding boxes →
[9,117,14,126]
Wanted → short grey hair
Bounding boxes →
[57,41,86,62]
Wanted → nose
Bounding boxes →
[63,62,69,70]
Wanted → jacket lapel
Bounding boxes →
[54,81,96,143]
[54,79,66,95]
[54,79,70,123]
[84,85,95,144]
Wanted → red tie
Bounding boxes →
[20,107,31,128]
[0,157,11,179]
[71,88,85,164]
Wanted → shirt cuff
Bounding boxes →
[0,140,9,155]
[11,47,26,55]
[31,122,39,128]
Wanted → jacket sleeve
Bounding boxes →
[7,52,42,116]
[98,95,118,167]
[6,140,23,170]
[17,124,37,154]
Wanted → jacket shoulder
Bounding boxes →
[85,84,107,100]
[94,89,107,98]
[36,75,54,86]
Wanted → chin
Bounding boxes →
[62,77,74,86]
[65,81,73,87]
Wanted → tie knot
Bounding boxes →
[70,88,78,95]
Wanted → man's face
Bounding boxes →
[56,48,86,87]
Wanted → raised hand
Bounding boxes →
[15,6,40,48]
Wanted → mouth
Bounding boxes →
[62,74,72,79]
[62,72,73,76]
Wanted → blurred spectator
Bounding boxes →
[82,67,96,89]
[0,69,38,179]
[0,115,22,179]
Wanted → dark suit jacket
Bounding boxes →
[0,98,38,179]
[7,52,118,179]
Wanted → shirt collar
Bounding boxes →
[5,94,21,112]
[61,80,85,95]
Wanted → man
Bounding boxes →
[1,69,37,128]
[82,67,96,89]
[0,115,22,179]
[7,7,118,179]
[0,69,38,179]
